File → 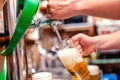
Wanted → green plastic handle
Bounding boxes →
[1,0,40,56]
[0,57,7,80]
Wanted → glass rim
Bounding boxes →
[32,72,52,79]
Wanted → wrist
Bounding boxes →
[93,36,99,51]
[95,37,99,52]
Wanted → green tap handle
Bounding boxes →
[1,0,40,56]
[0,57,7,80]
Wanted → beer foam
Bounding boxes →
[88,65,99,75]
[58,48,83,69]
[32,72,53,80]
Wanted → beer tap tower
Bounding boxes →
[0,0,62,80]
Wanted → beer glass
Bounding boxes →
[32,72,53,80]
[88,65,100,80]
[57,39,90,80]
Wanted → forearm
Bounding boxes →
[94,31,120,50]
[76,0,120,19]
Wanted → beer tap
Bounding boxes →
[30,0,63,49]
[30,19,63,43]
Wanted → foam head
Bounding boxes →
[32,72,53,80]
[58,48,83,69]
[88,65,100,75]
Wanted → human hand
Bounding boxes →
[67,33,97,56]
[0,0,6,10]
[48,0,81,19]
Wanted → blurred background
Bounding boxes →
[25,15,120,80]
[1,1,120,79]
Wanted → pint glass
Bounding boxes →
[57,40,90,80]
[88,65,100,80]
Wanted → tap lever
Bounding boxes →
[30,19,62,28]
[30,19,51,28]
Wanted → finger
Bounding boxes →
[81,51,84,56]
[75,41,79,46]
[47,14,51,18]
[67,39,75,47]
[47,14,56,19]
[79,49,83,53]
[76,45,82,50]
[71,33,84,42]
[82,51,90,56]
[47,2,51,14]
[40,0,48,14]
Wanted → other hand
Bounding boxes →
[67,33,97,56]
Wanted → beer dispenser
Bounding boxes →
[0,0,62,80]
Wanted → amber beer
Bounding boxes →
[88,65,100,80]
[58,48,90,80]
